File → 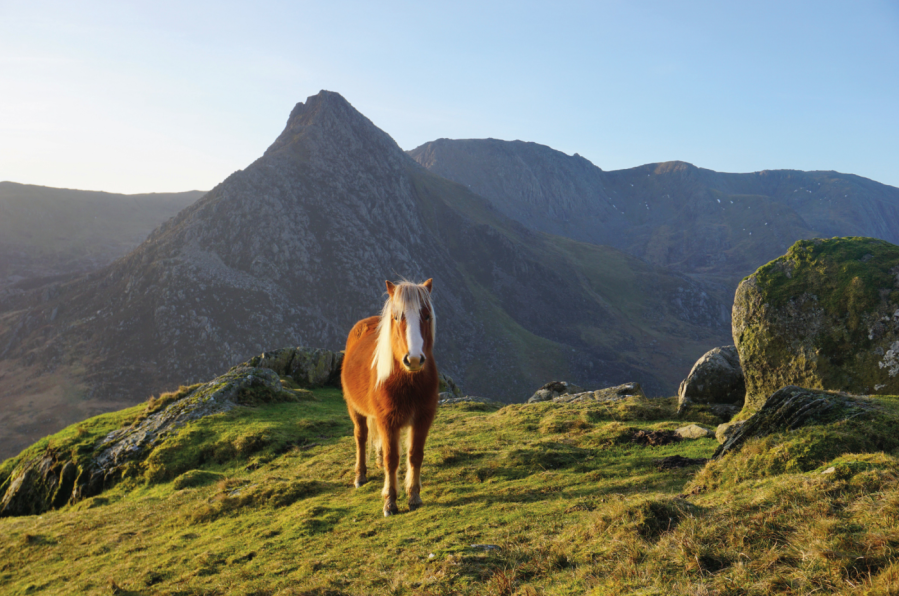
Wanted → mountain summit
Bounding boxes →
[0,91,729,459]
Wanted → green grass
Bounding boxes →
[2,385,898,595]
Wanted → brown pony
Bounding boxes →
[341,279,439,516]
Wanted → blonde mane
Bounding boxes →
[372,281,436,386]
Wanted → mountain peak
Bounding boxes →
[264,91,405,163]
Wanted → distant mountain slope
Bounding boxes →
[0,183,203,290]
[409,139,899,293]
[0,92,729,460]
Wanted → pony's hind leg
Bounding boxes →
[349,408,368,488]
[380,424,401,516]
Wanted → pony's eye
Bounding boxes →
[423,314,431,321]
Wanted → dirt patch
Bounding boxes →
[654,455,709,470]
[630,429,681,446]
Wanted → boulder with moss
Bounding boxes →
[677,345,744,416]
[733,237,899,414]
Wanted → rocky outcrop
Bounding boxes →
[677,346,745,414]
[526,381,645,404]
[527,381,585,403]
[554,382,645,404]
[245,346,343,388]
[713,386,876,458]
[733,238,899,413]
[0,348,324,517]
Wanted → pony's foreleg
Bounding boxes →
[406,413,434,511]
[380,425,401,516]
[349,408,368,488]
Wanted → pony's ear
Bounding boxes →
[422,278,433,293]
[385,280,396,298]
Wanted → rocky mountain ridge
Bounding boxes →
[409,139,899,297]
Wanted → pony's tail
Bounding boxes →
[367,417,383,469]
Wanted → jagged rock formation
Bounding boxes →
[732,237,899,413]
[0,91,731,460]
[410,139,899,297]
[677,345,745,415]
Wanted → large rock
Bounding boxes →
[677,345,745,413]
[733,238,899,414]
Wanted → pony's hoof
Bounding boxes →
[383,501,399,517]
[408,495,423,511]
[354,476,368,488]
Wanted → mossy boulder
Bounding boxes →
[732,237,899,413]
[677,345,744,415]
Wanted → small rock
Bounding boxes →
[675,424,713,439]
[821,467,836,475]
[715,420,746,444]
[470,544,502,551]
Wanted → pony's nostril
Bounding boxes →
[420,355,426,366]
[403,355,410,367]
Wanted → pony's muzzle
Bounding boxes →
[402,353,426,371]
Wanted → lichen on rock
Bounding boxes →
[732,237,899,413]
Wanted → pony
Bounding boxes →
[341,279,439,516]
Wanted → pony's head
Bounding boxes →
[372,279,435,385]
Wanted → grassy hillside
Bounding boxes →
[2,378,898,595]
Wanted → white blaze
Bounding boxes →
[405,307,424,361]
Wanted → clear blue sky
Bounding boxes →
[1,0,897,194]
